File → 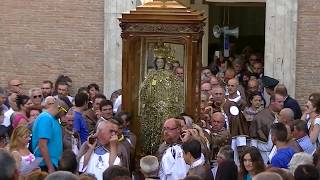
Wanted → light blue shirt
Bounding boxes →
[296,135,316,154]
[32,111,62,167]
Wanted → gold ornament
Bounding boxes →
[139,69,184,154]
[153,42,176,64]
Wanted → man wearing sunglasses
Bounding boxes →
[32,96,68,173]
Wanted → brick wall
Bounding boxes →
[296,0,320,104]
[0,0,104,96]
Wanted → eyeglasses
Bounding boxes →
[58,105,68,113]
[163,127,178,131]
[33,95,43,99]
[12,84,22,87]
[109,129,117,135]
[212,120,224,124]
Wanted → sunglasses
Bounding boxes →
[58,105,68,113]
[33,95,43,99]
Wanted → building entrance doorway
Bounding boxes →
[207,2,266,68]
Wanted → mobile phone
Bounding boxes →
[180,130,187,138]
[73,132,79,139]
[88,136,96,145]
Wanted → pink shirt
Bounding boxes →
[12,114,28,128]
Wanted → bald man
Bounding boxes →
[211,86,249,158]
[227,78,247,109]
[210,112,231,160]
[158,118,189,180]
[247,79,259,94]
[279,108,303,153]
[32,96,69,173]
[252,172,282,180]
[8,79,23,95]
[279,108,294,125]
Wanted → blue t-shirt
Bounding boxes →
[73,111,89,144]
[32,111,63,167]
[271,147,295,169]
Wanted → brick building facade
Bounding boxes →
[0,0,104,95]
[296,0,320,104]
[0,0,319,104]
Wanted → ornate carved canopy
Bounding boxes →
[119,0,206,154]
[120,1,206,34]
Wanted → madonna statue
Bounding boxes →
[139,45,184,155]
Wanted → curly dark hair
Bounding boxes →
[248,91,263,106]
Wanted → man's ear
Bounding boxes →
[185,151,191,159]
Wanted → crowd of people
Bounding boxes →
[0,48,320,180]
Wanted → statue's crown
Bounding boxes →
[153,42,176,63]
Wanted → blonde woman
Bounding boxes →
[10,126,40,175]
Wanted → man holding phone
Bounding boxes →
[78,119,120,180]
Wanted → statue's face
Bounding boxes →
[165,63,173,70]
[156,58,165,69]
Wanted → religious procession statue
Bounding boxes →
[139,42,184,155]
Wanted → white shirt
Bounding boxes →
[228,90,242,103]
[2,108,14,127]
[159,144,189,180]
[79,151,121,180]
[308,118,320,147]
[113,95,122,113]
[190,155,205,168]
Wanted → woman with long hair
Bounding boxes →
[12,95,33,128]
[239,146,265,180]
[305,93,320,147]
[10,126,39,175]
